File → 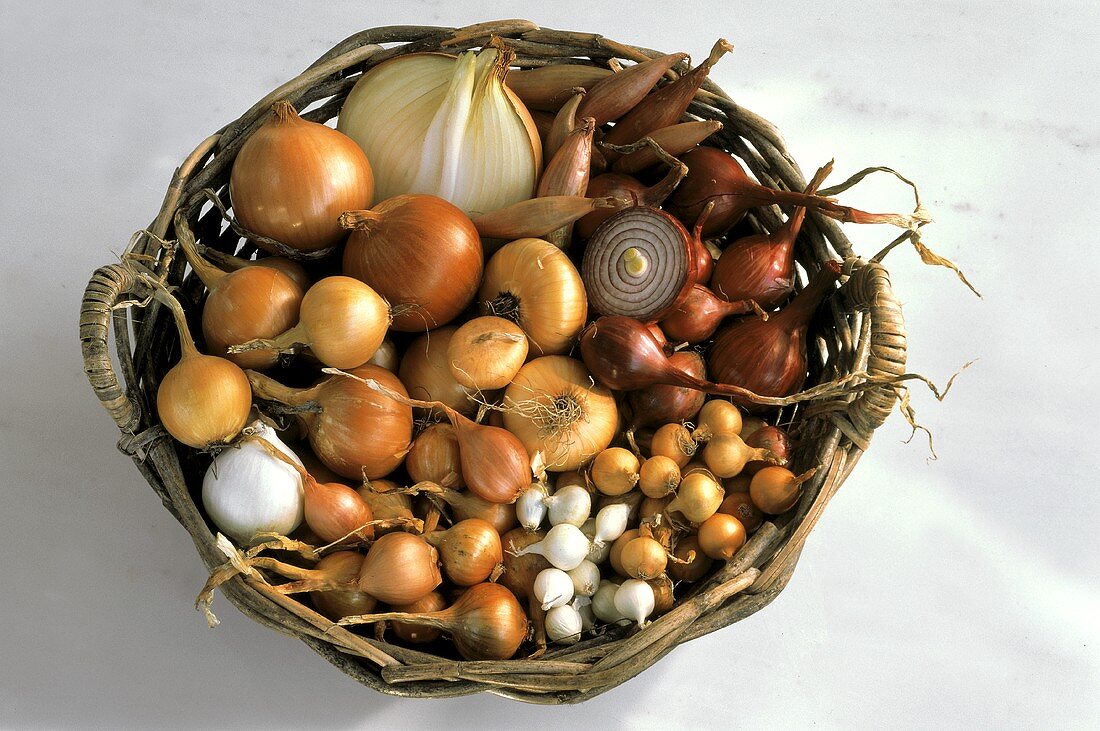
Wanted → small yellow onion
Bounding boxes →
[230,101,374,252]
[153,285,250,449]
[590,448,640,497]
[666,471,725,524]
[479,238,587,355]
[619,536,668,580]
[649,423,698,468]
[447,316,528,391]
[692,399,743,442]
[697,512,747,560]
[638,455,681,498]
[503,356,618,472]
[399,327,477,417]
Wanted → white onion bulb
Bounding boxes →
[614,579,656,627]
[544,484,591,527]
[593,503,631,547]
[201,421,304,545]
[533,568,575,611]
[512,523,590,571]
[546,604,583,645]
[567,560,601,598]
[516,482,549,531]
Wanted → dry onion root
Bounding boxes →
[502,355,619,472]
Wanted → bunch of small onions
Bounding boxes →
[230,101,374,252]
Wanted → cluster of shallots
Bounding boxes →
[147,40,882,661]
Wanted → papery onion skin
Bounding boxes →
[447,316,528,391]
[503,356,619,472]
[479,238,587,356]
[230,101,374,252]
[342,195,482,332]
[391,591,448,643]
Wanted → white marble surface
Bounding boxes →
[1,1,1097,728]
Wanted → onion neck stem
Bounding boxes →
[339,610,450,630]
[339,210,383,232]
[149,283,200,360]
[271,100,300,124]
[174,213,225,289]
[245,370,316,407]
[227,323,306,355]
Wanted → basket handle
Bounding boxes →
[836,257,907,447]
[80,263,143,433]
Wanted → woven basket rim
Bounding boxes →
[79,20,907,704]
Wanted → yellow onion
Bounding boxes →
[399,327,477,417]
[152,283,250,449]
[357,532,442,605]
[230,101,374,252]
[503,356,618,472]
[479,238,587,355]
[246,364,412,480]
[340,195,482,332]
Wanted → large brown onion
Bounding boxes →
[229,101,374,252]
[341,195,482,331]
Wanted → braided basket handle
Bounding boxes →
[80,263,143,433]
[836,257,907,448]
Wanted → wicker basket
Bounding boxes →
[79,20,907,703]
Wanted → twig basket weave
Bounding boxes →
[79,20,906,703]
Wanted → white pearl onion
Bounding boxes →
[614,579,656,627]
[533,568,575,611]
[546,604,583,645]
[544,484,592,527]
